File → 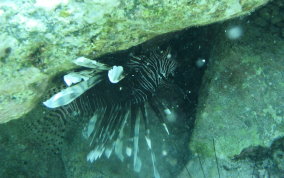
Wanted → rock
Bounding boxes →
[0,119,66,177]
[252,0,284,36]
[0,0,269,123]
[179,10,284,178]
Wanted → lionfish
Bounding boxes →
[42,47,178,178]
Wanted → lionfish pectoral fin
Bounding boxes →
[115,138,124,161]
[134,156,142,172]
[145,135,161,178]
[73,57,110,70]
[162,123,170,135]
[87,147,105,163]
[133,109,141,172]
[43,75,102,108]
[151,152,160,178]
[64,70,95,86]
[125,146,132,157]
[82,113,98,139]
[104,145,114,158]
[108,65,125,83]
[148,98,171,135]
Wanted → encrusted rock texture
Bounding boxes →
[0,0,269,123]
[179,1,284,177]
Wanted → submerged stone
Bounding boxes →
[181,2,284,176]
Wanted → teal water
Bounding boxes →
[0,0,284,178]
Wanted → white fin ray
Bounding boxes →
[126,146,132,157]
[64,70,94,86]
[150,150,160,178]
[115,139,124,161]
[162,123,170,135]
[145,135,161,178]
[87,147,105,163]
[43,75,102,108]
[104,146,113,158]
[82,113,98,139]
[108,65,125,83]
[73,57,110,70]
[113,110,130,161]
[133,113,141,172]
[134,157,142,173]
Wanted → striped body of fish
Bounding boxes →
[40,48,178,178]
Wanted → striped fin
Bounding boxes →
[148,97,170,135]
[63,70,94,86]
[145,135,160,178]
[140,103,161,178]
[133,108,142,172]
[43,75,102,108]
[86,104,132,163]
[73,57,110,70]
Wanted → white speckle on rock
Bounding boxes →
[225,0,242,16]
[0,9,4,16]
[13,14,47,32]
[35,0,68,11]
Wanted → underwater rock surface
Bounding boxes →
[0,0,269,123]
[181,3,284,177]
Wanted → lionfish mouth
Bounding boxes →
[43,47,178,178]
